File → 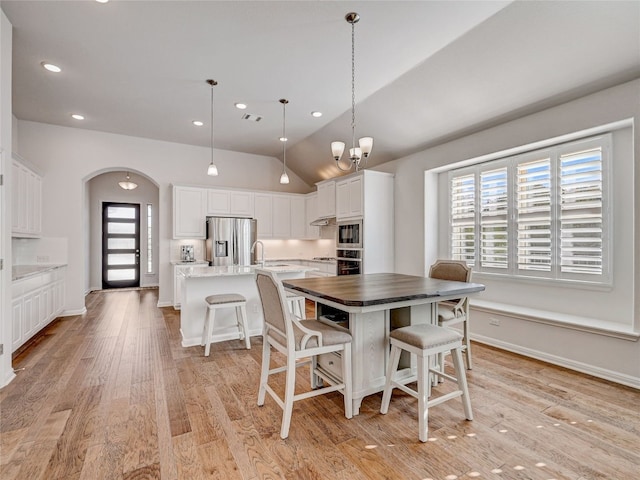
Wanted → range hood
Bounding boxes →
[310,216,336,227]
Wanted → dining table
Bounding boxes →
[283,272,485,415]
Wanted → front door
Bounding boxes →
[102,202,140,289]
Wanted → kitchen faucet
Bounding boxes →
[251,240,265,266]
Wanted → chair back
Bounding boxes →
[429,259,472,282]
[255,269,294,348]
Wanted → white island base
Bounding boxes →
[179,265,315,348]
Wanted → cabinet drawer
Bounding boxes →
[317,351,343,381]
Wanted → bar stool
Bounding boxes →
[285,291,306,319]
[201,293,250,356]
[380,323,472,442]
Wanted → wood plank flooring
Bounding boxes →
[1,288,638,479]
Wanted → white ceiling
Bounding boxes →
[3,1,639,186]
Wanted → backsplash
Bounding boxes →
[12,237,68,265]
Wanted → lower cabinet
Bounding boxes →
[12,267,66,353]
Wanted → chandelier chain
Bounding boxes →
[351,19,356,152]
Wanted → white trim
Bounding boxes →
[430,118,632,173]
[59,307,87,317]
[472,300,639,341]
[472,334,640,389]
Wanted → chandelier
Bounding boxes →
[331,12,373,172]
[206,79,219,176]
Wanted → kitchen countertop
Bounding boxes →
[171,260,209,266]
[13,264,67,282]
[180,263,319,278]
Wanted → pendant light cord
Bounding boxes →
[351,19,356,155]
[282,100,287,170]
[210,82,214,165]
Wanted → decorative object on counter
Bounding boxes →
[180,244,195,262]
[118,172,138,190]
[201,293,250,356]
[380,323,473,442]
[279,98,290,184]
[206,79,219,176]
[331,12,373,172]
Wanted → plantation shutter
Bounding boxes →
[559,146,603,275]
[450,173,476,266]
[516,157,551,272]
[480,167,508,269]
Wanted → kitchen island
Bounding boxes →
[178,263,318,347]
[283,273,485,414]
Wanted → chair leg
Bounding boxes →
[342,343,353,419]
[463,320,472,370]
[201,306,210,346]
[417,352,429,442]
[257,336,270,406]
[203,307,215,357]
[237,304,251,349]
[380,344,402,414]
[451,346,473,421]
[280,354,297,439]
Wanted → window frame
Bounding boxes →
[447,133,611,286]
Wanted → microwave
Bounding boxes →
[337,220,363,248]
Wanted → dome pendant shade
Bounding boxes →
[119,172,138,190]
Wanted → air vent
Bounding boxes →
[242,113,262,122]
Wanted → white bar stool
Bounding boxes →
[285,291,306,319]
[380,323,473,442]
[201,293,250,356]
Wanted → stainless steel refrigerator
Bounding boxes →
[205,217,258,266]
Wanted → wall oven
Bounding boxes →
[337,220,363,248]
[336,249,362,276]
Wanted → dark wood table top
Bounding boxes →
[283,273,485,307]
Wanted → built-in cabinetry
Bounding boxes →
[173,186,206,238]
[316,180,336,219]
[12,266,66,352]
[336,170,394,274]
[12,156,42,238]
[173,185,318,240]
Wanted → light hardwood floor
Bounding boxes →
[1,288,638,479]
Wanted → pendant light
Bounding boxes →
[118,172,138,190]
[331,12,373,172]
[206,79,219,176]
[279,98,290,184]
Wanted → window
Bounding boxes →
[448,135,610,284]
[147,203,153,274]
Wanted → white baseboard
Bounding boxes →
[59,307,87,317]
[0,370,16,390]
[156,301,173,308]
[472,333,640,389]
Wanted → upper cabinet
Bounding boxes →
[253,193,273,238]
[173,186,206,238]
[290,195,307,239]
[336,175,363,220]
[206,189,254,217]
[12,157,42,238]
[305,193,320,239]
[316,180,336,219]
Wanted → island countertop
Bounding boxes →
[179,263,319,278]
[12,264,67,282]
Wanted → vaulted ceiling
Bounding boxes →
[3,1,639,186]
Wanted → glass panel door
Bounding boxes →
[102,202,140,289]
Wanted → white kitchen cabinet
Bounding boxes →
[173,186,206,239]
[12,157,42,238]
[290,195,307,239]
[316,180,336,219]
[206,189,254,217]
[254,193,273,238]
[12,266,66,352]
[336,175,363,220]
[305,193,320,239]
[272,195,291,238]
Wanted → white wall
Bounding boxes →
[88,171,160,291]
[14,121,313,313]
[377,79,640,387]
[0,10,14,387]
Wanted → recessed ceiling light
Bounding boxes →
[71,114,85,120]
[192,120,204,126]
[96,0,109,3]
[41,62,61,73]
[234,103,247,110]
[311,111,323,118]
